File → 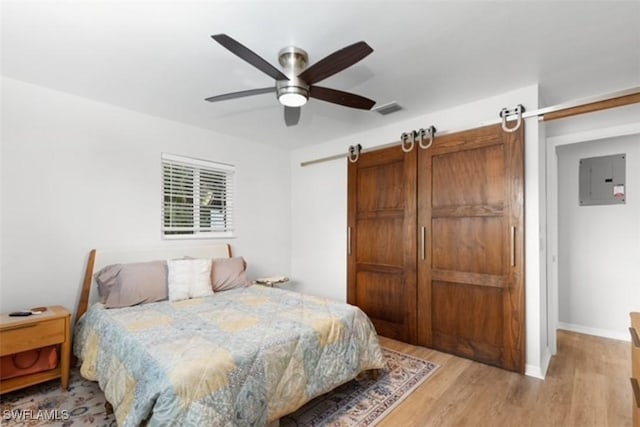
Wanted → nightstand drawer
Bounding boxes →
[0,318,65,356]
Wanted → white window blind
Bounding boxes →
[162,153,235,238]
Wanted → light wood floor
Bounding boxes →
[378,330,631,427]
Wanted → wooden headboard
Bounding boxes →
[76,244,231,323]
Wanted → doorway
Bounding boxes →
[546,121,640,353]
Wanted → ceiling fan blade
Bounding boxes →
[309,86,376,110]
[284,106,301,126]
[298,41,373,85]
[205,87,275,102]
[211,34,289,81]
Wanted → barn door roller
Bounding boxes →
[500,104,525,133]
[401,125,436,153]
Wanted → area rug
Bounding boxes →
[0,348,438,427]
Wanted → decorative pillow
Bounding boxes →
[167,258,214,301]
[94,261,168,309]
[95,264,120,303]
[211,257,250,292]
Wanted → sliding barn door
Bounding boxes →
[347,145,418,343]
[417,123,525,373]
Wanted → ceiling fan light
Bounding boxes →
[278,91,308,107]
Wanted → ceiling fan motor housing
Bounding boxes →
[276,46,310,103]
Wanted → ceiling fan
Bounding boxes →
[205,34,376,126]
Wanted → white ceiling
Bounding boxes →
[2,1,639,149]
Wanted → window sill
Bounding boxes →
[162,232,235,240]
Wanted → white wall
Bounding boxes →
[537,116,549,373]
[0,77,291,315]
[290,85,549,377]
[0,79,3,297]
[289,156,347,300]
[556,135,640,340]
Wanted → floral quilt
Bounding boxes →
[74,285,385,426]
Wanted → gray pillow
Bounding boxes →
[95,261,168,308]
[211,257,250,292]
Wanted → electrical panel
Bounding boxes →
[579,153,626,206]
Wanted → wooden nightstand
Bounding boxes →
[0,305,71,394]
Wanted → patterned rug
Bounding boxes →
[0,348,438,427]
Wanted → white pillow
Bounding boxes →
[167,259,213,301]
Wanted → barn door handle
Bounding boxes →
[421,226,426,260]
[510,226,516,267]
[347,227,352,256]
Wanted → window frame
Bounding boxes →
[161,153,235,240]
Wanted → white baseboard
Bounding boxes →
[525,364,545,379]
[525,347,553,380]
[540,347,552,378]
[557,322,630,342]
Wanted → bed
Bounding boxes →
[73,244,385,426]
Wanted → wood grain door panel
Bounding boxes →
[356,270,406,327]
[431,217,505,275]
[356,218,405,266]
[348,145,417,343]
[356,162,406,211]
[432,143,506,208]
[418,123,524,373]
[432,280,504,364]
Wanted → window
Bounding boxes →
[162,153,234,238]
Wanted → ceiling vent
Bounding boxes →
[373,101,403,116]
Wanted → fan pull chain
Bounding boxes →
[500,104,525,133]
